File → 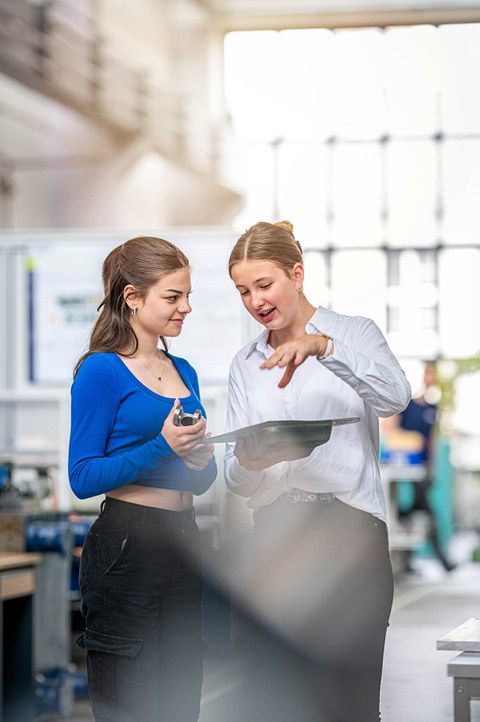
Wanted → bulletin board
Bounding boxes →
[26,228,245,385]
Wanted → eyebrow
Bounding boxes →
[163,288,191,294]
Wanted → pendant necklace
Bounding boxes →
[137,351,165,383]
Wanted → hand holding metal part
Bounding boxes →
[161,401,209,459]
[167,402,214,470]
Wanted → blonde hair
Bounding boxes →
[74,236,190,376]
[228,220,303,277]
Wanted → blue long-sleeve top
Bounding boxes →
[68,352,217,500]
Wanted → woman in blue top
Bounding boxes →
[69,236,216,722]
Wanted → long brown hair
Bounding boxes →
[228,220,303,277]
[74,236,190,376]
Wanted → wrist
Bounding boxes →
[316,334,333,361]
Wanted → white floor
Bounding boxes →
[382,559,480,722]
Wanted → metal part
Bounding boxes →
[173,405,202,427]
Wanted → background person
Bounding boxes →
[224,220,411,722]
[68,236,216,722]
[382,361,455,572]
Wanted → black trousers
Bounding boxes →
[235,497,394,722]
[77,497,204,722]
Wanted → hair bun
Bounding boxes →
[273,220,295,237]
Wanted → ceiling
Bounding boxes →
[205,0,480,30]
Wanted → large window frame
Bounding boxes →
[224,23,480,359]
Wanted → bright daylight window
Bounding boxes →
[224,24,480,361]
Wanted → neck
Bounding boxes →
[141,345,165,361]
[122,336,164,360]
[268,300,316,347]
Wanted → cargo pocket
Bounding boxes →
[76,627,143,658]
[76,628,146,720]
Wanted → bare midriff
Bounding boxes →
[106,485,193,511]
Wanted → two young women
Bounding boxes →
[69,224,410,722]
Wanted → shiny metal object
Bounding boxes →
[173,406,202,427]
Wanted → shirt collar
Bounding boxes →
[244,328,270,359]
[305,306,337,337]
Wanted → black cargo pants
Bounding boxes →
[77,497,204,722]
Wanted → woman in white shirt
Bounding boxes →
[225,220,411,722]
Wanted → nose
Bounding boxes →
[179,297,192,315]
[250,290,264,309]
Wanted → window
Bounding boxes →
[224,23,480,358]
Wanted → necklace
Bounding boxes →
[137,351,165,383]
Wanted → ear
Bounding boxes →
[291,262,305,285]
[123,284,139,311]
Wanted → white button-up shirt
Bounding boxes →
[224,306,411,521]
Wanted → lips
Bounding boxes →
[258,308,275,322]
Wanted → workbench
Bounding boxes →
[0,552,41,722]
[437,617,480,722]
